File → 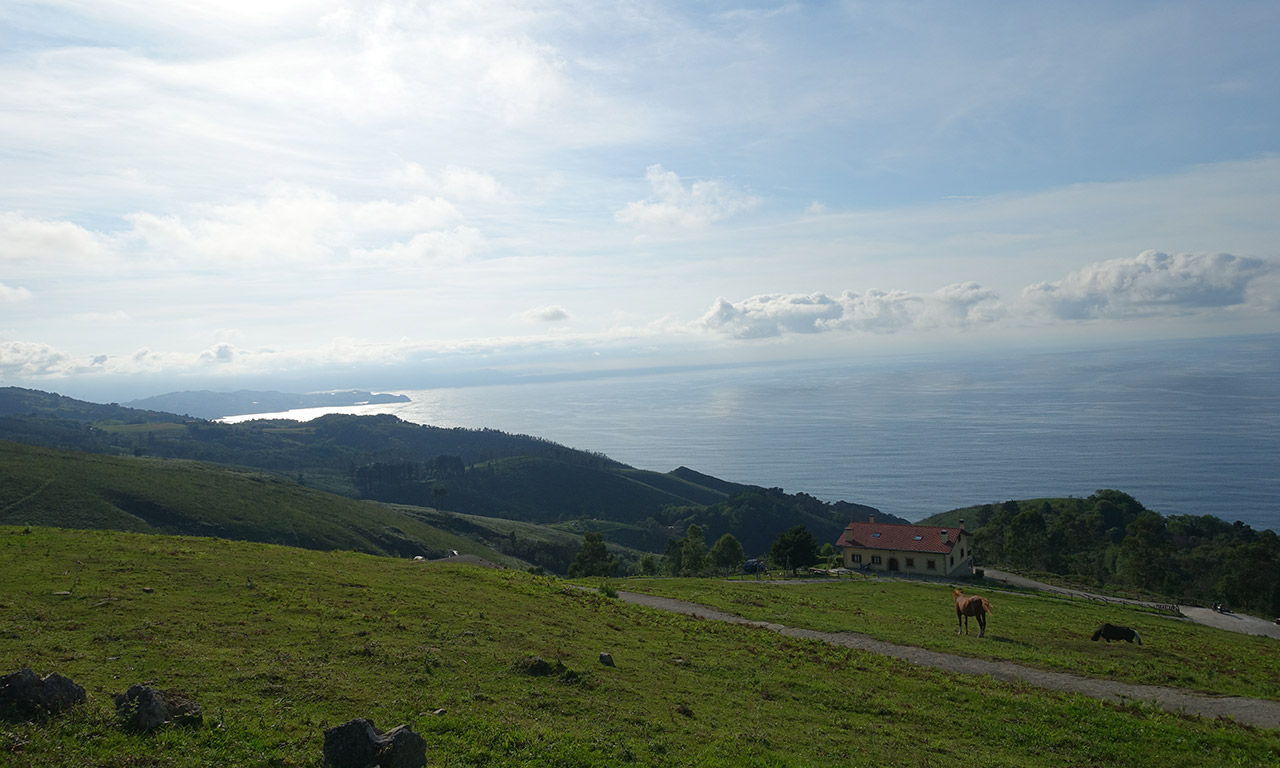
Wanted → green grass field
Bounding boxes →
[2,527,1278,767]
[621,576,1280,701]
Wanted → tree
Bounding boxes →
[681,524,707,576]
[709,533,745,574]
[663,536,684,576]
[770,525,819,574]
[567,531,617,578]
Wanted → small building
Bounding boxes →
[835,519,973,578]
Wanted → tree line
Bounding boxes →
[966,490,1280,615]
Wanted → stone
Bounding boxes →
[598,652,614,667]
[0,668,86,721]
[514,656,556,676]
[323,718,426,768]
[114,685,203,732]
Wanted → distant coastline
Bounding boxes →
[125,389,411,421]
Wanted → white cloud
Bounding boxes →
[1018,251,1276,320]
[615,165,761,229]
[699,283,1001,339]
[124,184,465,265]
[199,343,236,365]
[0,212,106,263]
[0,340,79,378]
[387,163,507,201]
[351,226,486,265]
[700,251,1276,339]
[522,305,571,323]
[0,283,33,302]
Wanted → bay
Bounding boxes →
[226,334,1280,532]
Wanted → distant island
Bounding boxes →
[123,389,411,420]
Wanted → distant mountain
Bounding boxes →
[0,386,890,559]
[124,389,411,419]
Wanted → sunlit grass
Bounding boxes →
[2,527,1278,767]
[620,576,1280,700]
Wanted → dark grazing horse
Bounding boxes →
[1091,623,1142,645]
[953,588,994,637]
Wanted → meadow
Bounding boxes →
[2,526,1278,767]
[623,577,1280,701]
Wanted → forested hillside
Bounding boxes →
[924,490,1280,615]
[0,387,894,558]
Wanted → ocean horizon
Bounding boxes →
[225,334,1280,533]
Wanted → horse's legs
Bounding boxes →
[977,613,986,638]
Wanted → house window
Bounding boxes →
[871,555,882,565]
[851,554,862,563]
[927,560,936,570]
[905,558,915,568]
[950,557,954,566]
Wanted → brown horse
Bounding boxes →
[954,588,994,637]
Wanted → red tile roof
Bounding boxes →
[836,521,963,554]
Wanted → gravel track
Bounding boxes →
[615,589,1280,730]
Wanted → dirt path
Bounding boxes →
[982,568,1280,640]
[615,589,1280,730]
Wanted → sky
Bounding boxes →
[2,0,1279,401]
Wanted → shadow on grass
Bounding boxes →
[987,635,1033,648]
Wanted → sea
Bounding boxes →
[224,334,1280,533]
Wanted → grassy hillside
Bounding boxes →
[625,577,1280,701]
[0,388,893,554]
[2,526,1277,767]
[0,440,511,564]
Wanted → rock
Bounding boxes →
[323,718,426,768]
[598,652,614,667]
[142,587,154,593]
[0,668,86,721]
[114,685,203,731]
[514,656,556,676]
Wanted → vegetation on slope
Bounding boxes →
[625,577,1280,701]
[0,388,894,555]
[0,441,509,564]
[2,527,1277,767]
[922,490,1280,615]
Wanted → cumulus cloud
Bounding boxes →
[198,343,236,365]
[0,340,78,377]
[0,212,105,263]
[351,226,486,265]
[124,184,465,265]
[700,284,1000,339]
[0,282,33,302]
[700,251,1275,340]
[387,163,507,202]
[1018,250,1276,319]
[522,305,571,323]
[615,165,761,229]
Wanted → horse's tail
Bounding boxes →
[1132,629,1142,645]
[980,597,994,615]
